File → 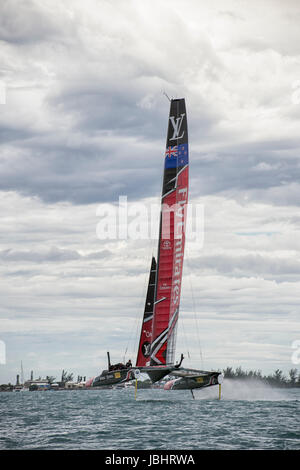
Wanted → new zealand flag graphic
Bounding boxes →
[165,143,188,169]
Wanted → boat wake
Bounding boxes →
[194,379,294,401]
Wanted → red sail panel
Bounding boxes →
[136,257,157,367]
[150,98,189,366]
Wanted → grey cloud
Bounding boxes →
[0,1,224,205]
[1,0,299,208]
[0,0,77,45]
[2,126,300,206]
[191,253,300,279]
[0,0,58,44]
[191,148,300,203]
[0,121,164,204]
[0,247,111,263]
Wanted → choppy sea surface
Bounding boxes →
[1,380,299,450]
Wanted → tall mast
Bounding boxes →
[150,98,189,366]
[21,360,24,385]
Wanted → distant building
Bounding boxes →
[29,382,50,391]
[65,380,86,389]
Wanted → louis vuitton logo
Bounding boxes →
[169,113,185,141]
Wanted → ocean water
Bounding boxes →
[0,380,299,450]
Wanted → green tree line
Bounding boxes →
[222,366,300,387]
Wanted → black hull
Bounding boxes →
[164,372,222,390]
[92,368,131,387]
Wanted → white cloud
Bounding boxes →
[0,0,300,383]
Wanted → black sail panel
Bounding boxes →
[136,257,157,366]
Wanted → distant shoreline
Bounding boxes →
[1,365,300,392]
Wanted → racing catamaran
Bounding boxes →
[87,98,222,392]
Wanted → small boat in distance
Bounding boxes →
[87,98,222,392]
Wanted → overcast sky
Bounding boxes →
[1,0,300,384]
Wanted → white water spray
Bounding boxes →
[195,379,293,401]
